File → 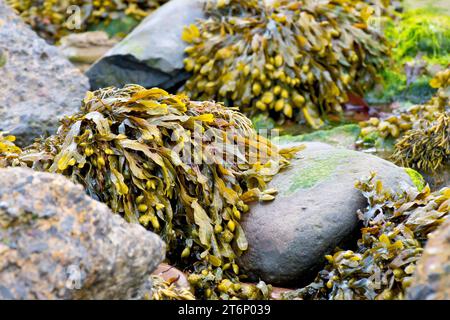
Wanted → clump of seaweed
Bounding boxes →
[365,8,450,106]
[6,0,168,42]
[8,85,301,299]
[392,113,449,173]
[181,0,390,128]
[282,173,450,300]
[358,68,449,156]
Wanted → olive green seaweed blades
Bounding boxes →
[181,0,390,128]
[1,85,301,299]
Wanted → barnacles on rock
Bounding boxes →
[282,173,449,300]
[6,0,169,42]
[6,85,300,299]
[181,0,390,128]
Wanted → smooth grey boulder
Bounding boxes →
[238,142,415,287]
[0,167,165,300]
[86,0,205,90]
[0,2,89,146]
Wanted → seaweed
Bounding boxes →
[282,173,449,300]
[4,85,302,299]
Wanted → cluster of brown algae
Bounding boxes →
[282,173,449,300]
[2,85,301,300]
[6,0,169,42]
[181,0,390,128]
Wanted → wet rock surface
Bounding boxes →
[0,2,89,146]
[407,218,450,300]
[238,142,415,287]
[86,0,205,90]
[0,167,165,299]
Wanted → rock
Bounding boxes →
[59,31,118,73]
[421,164,450,190]
[0,2,89,146]
[238,142,415,287]
[0,167,165,299]
[86,0,205,90]
[407,218,450,300]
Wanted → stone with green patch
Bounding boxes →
[239,142,415,287]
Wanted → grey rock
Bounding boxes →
[0,2,89,146]
[86,0,205,90]
[238,142,415,287]
[0,167,165,299]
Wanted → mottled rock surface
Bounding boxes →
[86,0,205,90]
[0,167,165,299]
[238,142,415,287]
[59,31,118,72]
[407,218,450,300]
[0,2,89,146]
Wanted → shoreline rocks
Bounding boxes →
[86,0,205,91]
[238,142,415,287]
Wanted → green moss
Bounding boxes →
[285,150,356,194]
[274,125,360,148]
[251,114,276,131]
[404,168,426,191]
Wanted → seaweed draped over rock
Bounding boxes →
[4,85,300,299]
[282,173,449,300]
[181,0,390,128]
[358,69,449,173]
[6,0,169,42]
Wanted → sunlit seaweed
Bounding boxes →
[3,85,301,299]
[181,0,390,128]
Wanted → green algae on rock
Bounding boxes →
[4,85,301,300]
[282,173,449,300]
[181,0,390,128]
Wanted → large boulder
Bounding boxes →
[86,0,205,90]
[0,2,89,146]
[59,31,118,73]
[238,142,415,287]
[0,167,165,299]
[407,217,450,300]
